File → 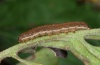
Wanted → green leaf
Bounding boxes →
[0,29,99,65]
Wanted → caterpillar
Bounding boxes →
[18,22,89,58]
[18,22,89,43]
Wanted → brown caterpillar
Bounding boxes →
[18,22,90,43]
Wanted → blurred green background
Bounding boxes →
[0,0,100,65]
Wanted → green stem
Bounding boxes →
[0,29,99,65]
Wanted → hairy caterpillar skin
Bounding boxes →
[18,22,89,58]
[18,22,89,43]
